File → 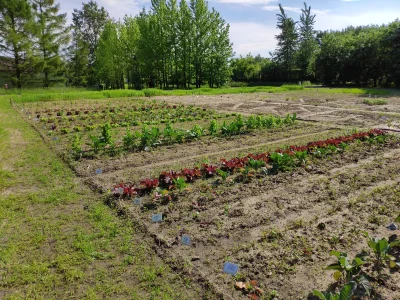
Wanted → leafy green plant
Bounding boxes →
[208,120,219,135]
[326,251,365,281]
[270,152,296,172]
[123,128,136,150]
[163,123,175,144]
[72,134,82,159]
[100,123,113,146]
[187,124,204,140]
[294,150,308,165]
[248,159,265,171]
[363,232,400,270]
[216,169,229,182]
[172,177,187,191]
[89,135,102,154]
[313,281,356,300]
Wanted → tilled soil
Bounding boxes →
[113,138,400,299]
[17,91,400,299]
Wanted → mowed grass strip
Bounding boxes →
[0,96,201,299]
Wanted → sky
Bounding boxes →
[59,0,400,57]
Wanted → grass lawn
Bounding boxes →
[0,96,202,299]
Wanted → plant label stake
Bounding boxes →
[52,137,58,141]
[118,187,124,195]
[152,213,162,223]
[181,235,191,246]
[223,262,239,275]
[133,198,142,206]
[95,168,102,175]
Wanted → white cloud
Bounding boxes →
[262,5,330,15]
[98,0,144,20]
[315,11,399,31]
[229,22,278,57]
[217,0,276,5]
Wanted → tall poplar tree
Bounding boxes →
[31,0,69,87]
[70,0,109,86]
[190,0,210,88]
[297,2,317,81]
[0,0,34,88]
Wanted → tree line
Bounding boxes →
[231,3,400,87]
[1,0,400,89]
[0,0,232,89]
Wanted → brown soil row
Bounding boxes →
[113,137,400,299]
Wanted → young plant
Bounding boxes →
[313,281,356,300]
[72,134,82,159]
[363,232,400,270]
[208,120,219,136]
[163,122,175,144]
[216,169,229,182]
[326,251,365,281]
[270,152,296,172]
[89,135,103,154]
[172,177,188,191]
[248,159,265,171]
[123,127,136,150]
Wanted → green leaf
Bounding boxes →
[377,239,389,254]
[389,260,397,268]
[362,231,370,238]
[313,290,330,300]
[339,257,350,269]
[326,264,342,271]
[333,271,342,281]
[339,282,356,300]
[395,215,400,223]
[352,257,364,267]
[329,250,342,258]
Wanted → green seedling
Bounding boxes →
[363,232,400,270]
[326,251,365,281]
[172,177,187,191]
[313,281,356,300]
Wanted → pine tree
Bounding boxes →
[31,0,69,87]
[273,4,298,81]
[0,0,35,88]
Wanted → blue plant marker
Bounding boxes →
[223,262,239,275]
[95,168,102,175]
[133,198,142,206]
[181,235,191,245]
[152,213,163,223]
[52,137,58,141]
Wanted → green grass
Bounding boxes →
[3,85,398,103]
[5,85,304,103]
[0,95,199,299]
[304,87,394,95]
[363,98,388,105]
